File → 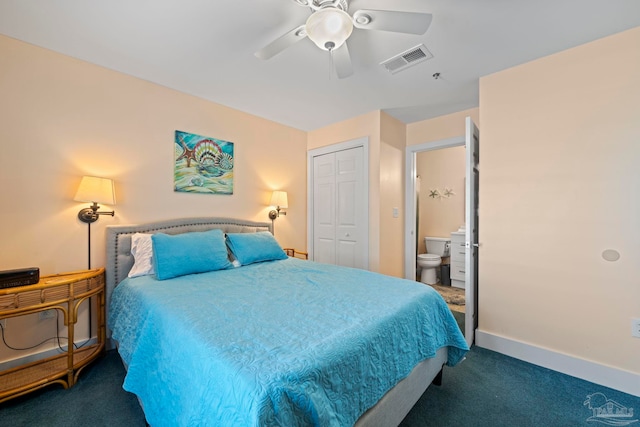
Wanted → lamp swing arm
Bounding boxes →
[77,202,115,224]
[268,205,287,220]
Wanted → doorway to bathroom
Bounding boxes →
[404,117,479,347]
[415,144,466,318]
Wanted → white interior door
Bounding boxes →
[313,152,337,265]
[465,117,479,347]
[309,140,368,269]
[335,148,365,268]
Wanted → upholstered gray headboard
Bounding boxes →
[104,217,272,340]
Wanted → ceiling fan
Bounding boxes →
[254,0,432,79]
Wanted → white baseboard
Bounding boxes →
[475,329,640,397]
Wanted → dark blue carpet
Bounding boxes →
[1,348,638,426]
[400,347,639,426]
[0,352,145,427]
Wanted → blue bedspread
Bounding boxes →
[109,258,468,427]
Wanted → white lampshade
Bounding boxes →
[305,7,353,51]
[270,191,288,209]
[74,176,116,205]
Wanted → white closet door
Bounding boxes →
[312,146,367,269]
[335,147,365,268]
[313,152,336,265]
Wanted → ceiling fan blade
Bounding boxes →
[332,43,353,79]
[255,25,307,60]
[352,10,432,35]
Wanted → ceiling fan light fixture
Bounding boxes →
[305,7,353,51]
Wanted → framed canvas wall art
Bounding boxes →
[174,130,234,195]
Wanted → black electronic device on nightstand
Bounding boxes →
[0,267,39,289]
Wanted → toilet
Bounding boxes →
[417,237,451,285]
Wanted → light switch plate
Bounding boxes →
[632,318,640,338]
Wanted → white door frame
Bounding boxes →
[307,137,369,266]
[464,116,480,347]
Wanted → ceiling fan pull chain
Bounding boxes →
[329,49,334,80]
[325,41,336,80]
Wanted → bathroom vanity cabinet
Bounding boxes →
[450,232,466,289]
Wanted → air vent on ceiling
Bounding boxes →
[380,44,433,74]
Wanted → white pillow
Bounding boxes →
[228,250,241,268]
[128,233,154,278]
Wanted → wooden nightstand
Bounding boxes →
[283,248,308,260]
[0,268,105,403]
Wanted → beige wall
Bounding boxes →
[416,146,465,253]
[379,112,406,277]
[407,108,479,146]
[0,35,307,361]
[479,27,640,374]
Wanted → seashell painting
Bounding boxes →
[174,130,234,194]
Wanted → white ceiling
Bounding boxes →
[1,0,639,131]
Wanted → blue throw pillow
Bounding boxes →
[152,229,231,280]
[226,231,288,266]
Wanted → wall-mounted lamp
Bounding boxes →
[74,176,116,269]
[268,191,288,220]
[74,176,116,223]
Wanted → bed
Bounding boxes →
[105,217,468,427]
